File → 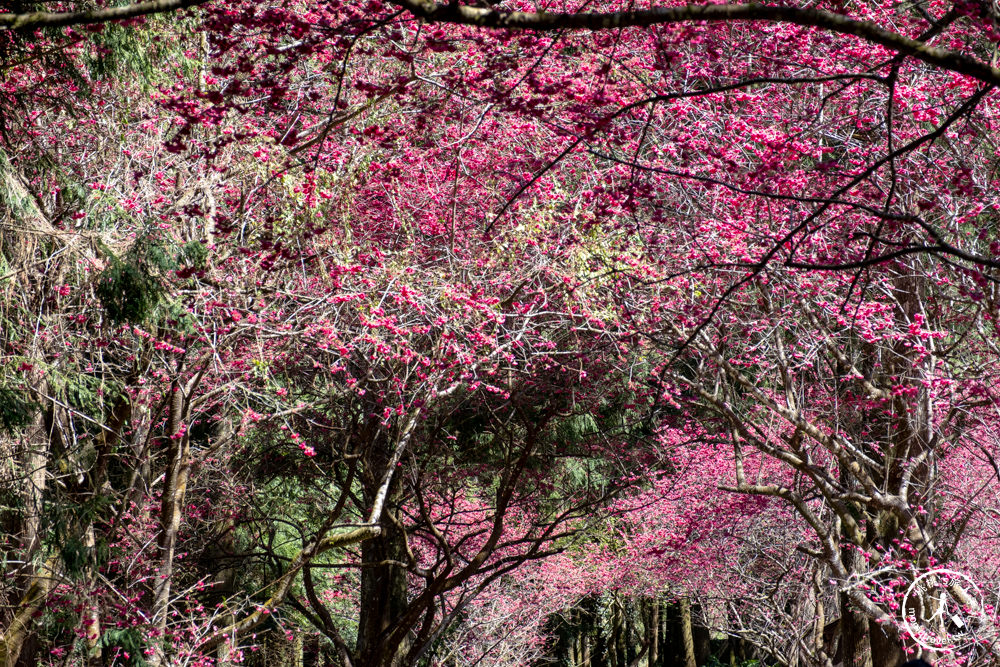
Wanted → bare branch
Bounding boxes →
[391,1,1000,87]
[0,0,209,32]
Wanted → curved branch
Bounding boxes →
[392,1,1000,86]
[0,0,209,31]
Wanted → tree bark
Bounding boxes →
[680,598,697,667]
[355,494,411,667]
[868,623,904,667]
[150,355,209,666]
[0,556,61,666]
[839,545,872,667]
[81,524,103,667]
[648,596,659,667]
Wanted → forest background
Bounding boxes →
[3,0,1000,666]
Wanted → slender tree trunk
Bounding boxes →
[571,608,583,667]
[648,597,659,667]
[662,596,672,667]
[81,524,103,667]
[680,598,697,667]
[609,598,620,667]
[150,356,207,667]
[580,601,594,667]
[150,406,192,665]
[590,595,608,667]
[211,520,238,666]
[20,428,48,566]
[625,598,638,666]
[293,632,305,667]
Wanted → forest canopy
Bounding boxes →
[2,0,1000,666]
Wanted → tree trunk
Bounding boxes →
[355,501,411,667]
[150,357,207,667]
[838,551,872,667]
[609,598,620,667]
[0,556,61,666]
[680,598,697,667]
[868,623,904,667]
[19,413,48,568]
[648,597,659,667]
[150,416,193,665]
[1,382,52,667]
[81,524,103,667]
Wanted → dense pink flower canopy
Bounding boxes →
[2,0,1000,665]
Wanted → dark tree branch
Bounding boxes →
[0,0,209,31]
[391,1,1000,86]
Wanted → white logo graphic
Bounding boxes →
[900,568,994,655]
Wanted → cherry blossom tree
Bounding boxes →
[4,0,1000,665]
